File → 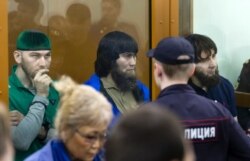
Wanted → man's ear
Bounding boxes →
[13,51,22,64]
[154,62,163,77]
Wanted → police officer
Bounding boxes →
[147,37,250,161]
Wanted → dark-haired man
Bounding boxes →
[147,36,250,161]
[9,30,59,161]
[85,31,149,127]
[185,34,237,119]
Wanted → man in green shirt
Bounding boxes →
[9,30,59,161]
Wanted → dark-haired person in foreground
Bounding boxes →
[147,36,250,161]
[85,31,149,127]
[9,30,59,161]
[106,105,195,161]
[185,34,237,119]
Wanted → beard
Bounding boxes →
[20,62,36,79]
[111,65,137,92]
[194,68,220,88]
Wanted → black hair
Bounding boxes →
[106,104,185,161]
[95,31,138,77]
[185,34,217,62]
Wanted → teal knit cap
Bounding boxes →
[16,30,51,50]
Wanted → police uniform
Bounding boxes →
[154,84,250,161]
[147,36,250,161]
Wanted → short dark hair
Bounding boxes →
[66,3,91,24]
[185,34,217,62]
[95,31,138,77]
[105,103,185,161]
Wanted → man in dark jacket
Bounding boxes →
[185,34,237,119]
[147,36,250,161]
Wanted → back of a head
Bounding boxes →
[0,103,11,158]
[185,34,217,62]
[66,3,90,24]
[53,76,113,137]
[106,104,185,161]
[95,31,138,77]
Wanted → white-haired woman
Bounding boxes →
[25,76,113,161]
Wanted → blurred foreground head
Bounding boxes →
[106,103,195,161]
[54,76,113,161]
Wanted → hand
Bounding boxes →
[38,126,47,140]
[33,69,52,97]
[10,110,24,126]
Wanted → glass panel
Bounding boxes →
[8,0,149,86]
[193,0,250,90]
[179,0,192,36]
[8,0,46,72]
[193,0,250,134]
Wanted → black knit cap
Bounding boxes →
[16,30,51,51]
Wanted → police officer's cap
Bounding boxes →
[147,37,195,65]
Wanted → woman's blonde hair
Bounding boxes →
[54,76,112,138]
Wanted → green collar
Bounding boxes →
[9,65,26,88]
